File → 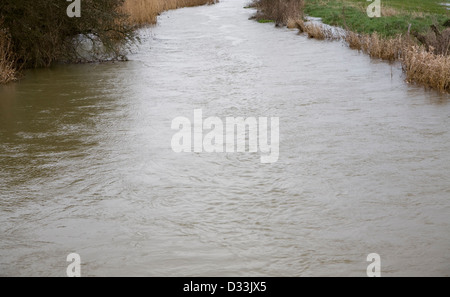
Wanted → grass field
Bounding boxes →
[377,0,449,14]
[304,0,449,37]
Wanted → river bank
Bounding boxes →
[0,0,217,85]
[252,0,450,93]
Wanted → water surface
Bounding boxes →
[1,0,449,276]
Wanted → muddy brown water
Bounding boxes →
[1,0,449,276]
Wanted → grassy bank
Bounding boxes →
[252,0,450,92]
[0,0,217,84]
[304,0,449,37]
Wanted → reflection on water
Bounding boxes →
[1,0,450,276]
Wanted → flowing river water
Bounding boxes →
[1,0,450,276]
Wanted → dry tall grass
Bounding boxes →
[381,5,400,17]
[403,46,450,92]
[124,0,217,26]
[0,28,17,84]
[345,32,406,61]
[252,0,304,27]
[296,21,449,92]
[345,30,362,50]
[345,32,449,92]
[304,23,339,40]
[412,26,450,56]
[304,23,326,40]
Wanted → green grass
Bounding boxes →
[304,0,449,37]
[380,0,448,14]
[258,19,275,23]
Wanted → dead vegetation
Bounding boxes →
[291,19,306,32]
[411,25,450,55]
[0,26,17,84]
[124,0,218,26]
[345,25,450,92]
[344,31,405,61]
[251,0,304,27]
[402,45,450,93]
[304,23,326,40]
[296,20,450,92]
[304,23,339,40]
[381,5,400,17]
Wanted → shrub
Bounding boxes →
[0,25,17,84]
[252,0,304,27]
[0,0,136,68]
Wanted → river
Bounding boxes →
[1,0,449,276]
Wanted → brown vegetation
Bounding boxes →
[381,6,400,17]
[252,0,304,27]
[291,19,306,32]
[402,45,450,93]
[345,31,405,61]
[304,23,339,40]
[124,0,218,26]
[297,22,450,92]
[343,27,449,92]
[411,25,450,55]
[304,23,326,40]
[0,27,17,84]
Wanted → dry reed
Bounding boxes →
[359,32,404,61]
[304,23,326,40]
[345,30,362,50]
[0,28,17,84]
[252,0,304,27]
[287,18,298,29]
[303,22,341,40]
[124,0,217,26]
[381,6,400,17]
[297,21,449,92]
[402,45,450,92]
